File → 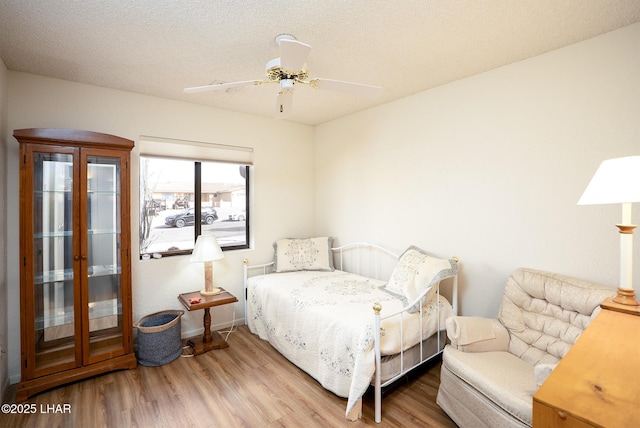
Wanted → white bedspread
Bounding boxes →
[247,270,453,416]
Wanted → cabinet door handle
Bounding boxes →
[74,255,80,261]
[81,255,87,261]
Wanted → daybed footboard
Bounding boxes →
[370,260,458,423]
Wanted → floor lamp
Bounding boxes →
[578,155,640,306]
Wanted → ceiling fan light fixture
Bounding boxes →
[280,78,295,93]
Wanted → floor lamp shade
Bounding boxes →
[191,235,224,295]
[578,155,640,306]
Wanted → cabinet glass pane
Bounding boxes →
[33,153,76,370]
[86,156,123,356]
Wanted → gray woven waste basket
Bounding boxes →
[134,310,184,366]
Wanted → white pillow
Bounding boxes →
[273,237,335,272]
[386,246,457,311]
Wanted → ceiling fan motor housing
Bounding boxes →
[265,57,308,82]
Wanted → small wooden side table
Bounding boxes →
[178,288,238,355]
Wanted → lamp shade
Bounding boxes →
[578,156,640,205]
[190,235,224,262]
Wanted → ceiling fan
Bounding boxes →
[184,34,383,119]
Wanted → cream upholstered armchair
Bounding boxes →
[436,268,615,427]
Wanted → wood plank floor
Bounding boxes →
[1,325,457,427]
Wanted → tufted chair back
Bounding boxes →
[498,268,615,366]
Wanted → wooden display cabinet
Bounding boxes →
[15,128,137,400]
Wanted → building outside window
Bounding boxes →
[139,152,250,257]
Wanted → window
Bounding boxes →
[139,156,250,257]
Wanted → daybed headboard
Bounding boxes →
[242,242,399,281]
[331,242,398,281]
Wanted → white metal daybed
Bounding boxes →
[243,239,458,423]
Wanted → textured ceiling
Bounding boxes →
[1,1,640,125]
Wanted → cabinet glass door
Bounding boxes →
[85,155,125,359]
[32,152,78,372]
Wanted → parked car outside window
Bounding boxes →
[164,208,218,228]
[228,210,246,221]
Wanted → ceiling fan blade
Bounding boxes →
[310,78,383,99]
[184,80,261,93]
[279,39,311,72]
[275,91,293,119]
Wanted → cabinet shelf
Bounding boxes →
[87,229,121,235]
[33,231,73,238]
[34,265,122,284]
[34,189,73,195]
[35,338,75,370]
[87,190,120,194]
[88,265,122,277]
[35,269,74,284]
[33,229,123,238]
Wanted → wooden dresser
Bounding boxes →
[533,298,640,427]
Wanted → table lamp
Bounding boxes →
[578,155,640,306]
[190,235,224,295]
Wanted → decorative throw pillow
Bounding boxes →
[385,246,458,311]
[273,237,335,272]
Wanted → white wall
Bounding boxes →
[5,73,315,382]
[0,58,8,398]
[314,23,640,317]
